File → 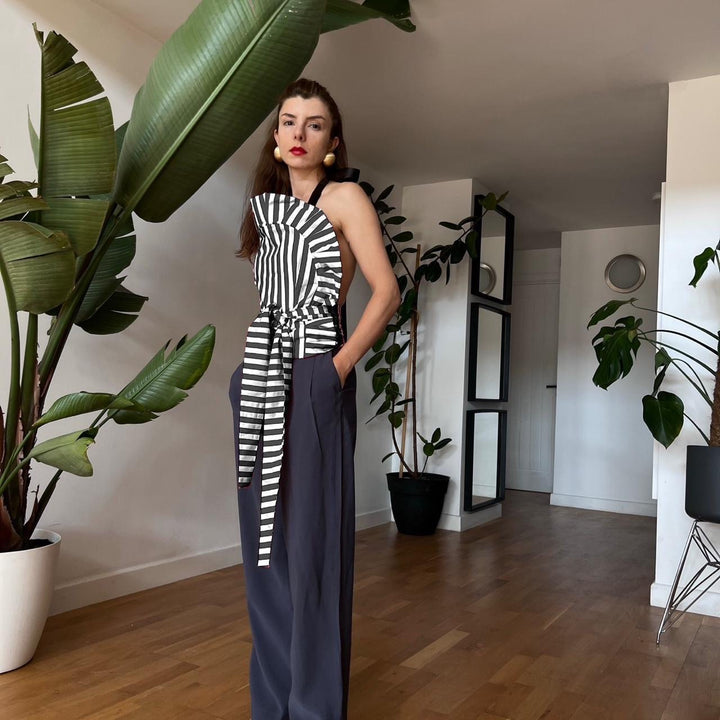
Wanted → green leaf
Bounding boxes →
[27,428,98,477]
[690,246,719,287]
[425,261,442,282]
[386,381,400,400]
[77,286,149,335]
[434,438,451,450]
[115,0,331,222]
[385,216,406,225]
[0,195,49,221]
[385,342,403,364]
[27,107,39,170]
[450,239,466,264]
[34,392,138,428]
[35,26,116,198]
[372,331,389,352]
[75,233,140,323]
[652,349,672,396]
[321,0,415,33]
[642,392,684,448]
[587,298,636,328]
[431,427,441,443]
[423,442,434,456]
[466,229,479,259]
[392,231,414,243]
[40,197,110,256]
[590,316,643,389]
[364,350,386,371]
[372,368,391,395]
[381,451,395,463]
[481,193,499,211]
[439,221,461,230]
[389,410,405,428]
[111,325,216,423]
[0,157,13,180]
[360,181,374,196]
[0,220,74,313]
[378,184,394,201]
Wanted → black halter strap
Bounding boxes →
[308,177,330,207]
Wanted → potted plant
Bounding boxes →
[587,241,720,519]
[361,183,508,534]
[0,0,415,673]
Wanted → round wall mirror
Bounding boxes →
[478,262,496,294]
[604,254,646,293]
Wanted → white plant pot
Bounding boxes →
[0,529,61,674]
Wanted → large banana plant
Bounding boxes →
[0,0,415,552]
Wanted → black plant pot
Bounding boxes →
[686,445,720,522]
[386,471,450,535]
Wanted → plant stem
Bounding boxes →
[23,469,62,542]
[711,349,720,446]
[18,314,39,530]
[0,252,21,519]
[640,328,717,356]
[38,206,123,408]
[640,337,715,375]
[684,413,711,445]
[630,300,720,340]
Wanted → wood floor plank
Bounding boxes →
[5,490,720,718]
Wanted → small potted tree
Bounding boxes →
[361,183,507,534]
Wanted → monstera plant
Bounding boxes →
[588,242,720,448]
[0,0,415,552]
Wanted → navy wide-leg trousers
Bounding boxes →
[229,345,357,720]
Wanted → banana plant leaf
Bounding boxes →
[111,325,216,424]
[0,154,12,180]
[115,0,415,223]
[33,392,140,429]
[27,428,98,477]
[0,218,74,314]
[321,0,415,32]
[34,25,114,257]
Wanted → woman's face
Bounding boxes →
[274,95,339,171]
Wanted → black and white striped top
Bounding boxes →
[237,178,344,568]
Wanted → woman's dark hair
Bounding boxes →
[236,78,348,260]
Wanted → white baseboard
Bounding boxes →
[356,507,393,530]
[651,582,720,619]
[550,493,657,517]
[50,544,241,616]
[51,509,396,616]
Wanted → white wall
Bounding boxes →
[0,0,395,612]
[399,179,501,530]
[552,225,659,516]
[651,74,720,616]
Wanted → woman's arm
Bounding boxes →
[330,182,401,386]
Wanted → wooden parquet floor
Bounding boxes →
[2,490,719,719]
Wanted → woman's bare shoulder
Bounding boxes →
[324,180,372,213]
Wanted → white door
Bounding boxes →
[506,250,560,493]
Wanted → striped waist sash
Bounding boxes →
[237,302,341,567]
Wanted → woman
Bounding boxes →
[229,78,400,720]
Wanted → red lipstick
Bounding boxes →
[290,147,307,156]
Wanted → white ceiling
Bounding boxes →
[89,0,720,249]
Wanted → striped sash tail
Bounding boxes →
[237,310,294,567]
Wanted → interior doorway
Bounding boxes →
[506,249,560,493]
